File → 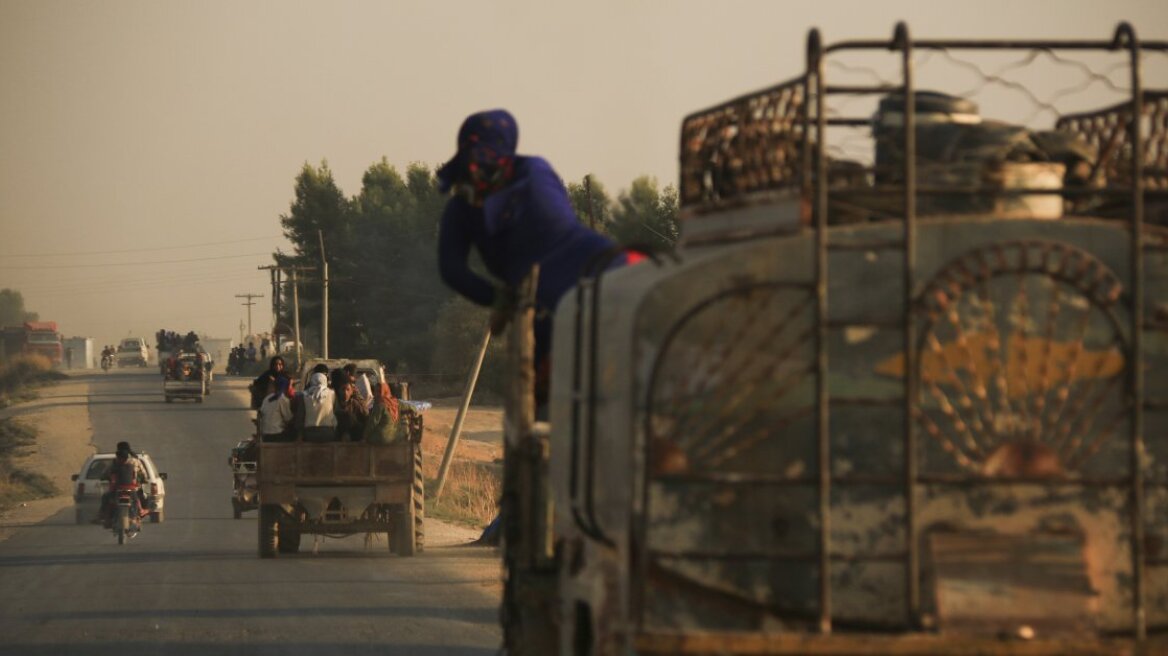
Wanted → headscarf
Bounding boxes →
[355,373,373,412]
[306,372,329,401]
[378,382,399,423]
[437,109,518,194]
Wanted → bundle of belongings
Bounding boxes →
[834,90,1131,223]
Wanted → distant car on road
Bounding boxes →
[116,337,150,368]
[71,452,168,524]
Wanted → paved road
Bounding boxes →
[0,369,502,656]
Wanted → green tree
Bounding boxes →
[0,289,37,327]
[608,176,680,251]
[277,161,356,354]
[566,175,613,235]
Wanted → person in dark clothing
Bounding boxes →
[250,356,287,410]
[436,109,631,370]
[333,379,369,442]
[99,441,148,528]
[436,110,642,546]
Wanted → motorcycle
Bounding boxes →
[112,483,143,544]
[101,355,113,372]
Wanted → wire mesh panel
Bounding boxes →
[679,81,806,207]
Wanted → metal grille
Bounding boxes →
[678,81,806,207]
[1057,91,1168,191]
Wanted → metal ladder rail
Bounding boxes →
[809,22,921,631]
[1119,21,1148,641]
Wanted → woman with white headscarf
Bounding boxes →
[297,370,338,442]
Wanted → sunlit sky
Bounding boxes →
[1,0,1165,358]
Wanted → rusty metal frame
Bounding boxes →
[653,20,1168,643]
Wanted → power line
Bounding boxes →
[0,235,285,258]
[0,252,273,269]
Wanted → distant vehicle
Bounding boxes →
[257,358,425,557]
[71,451,167,525]
[164,352,206,403]
[1,321,63,366]
[115,337,149,368]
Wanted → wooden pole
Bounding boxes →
[433,325,492,500]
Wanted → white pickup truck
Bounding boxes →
[116,337,150,368]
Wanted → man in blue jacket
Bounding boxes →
[437,109,622,373]
[437,109,628,546]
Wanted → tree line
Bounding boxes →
[272,160,678,395]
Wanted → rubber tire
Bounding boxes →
[117,507,129,545]
[150,510,163,524]
[278,528,300,554]
[395,444,425,556]
[413,444,425,553]
[75,508,88,525]
[259,504,279,558]
[232,499,243,519]
[165,396,174,403]
[196,396,204,404]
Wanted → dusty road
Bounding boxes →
[0,369,502,656]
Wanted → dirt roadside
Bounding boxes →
[420,397,503,466]
[0,375,95,543]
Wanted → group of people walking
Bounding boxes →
[250,357,401,444]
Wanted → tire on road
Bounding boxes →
[278,526,300,554]
[394,444,425,556]
[74,508,87,525]
[259,504,279,558]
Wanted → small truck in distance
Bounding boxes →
[256,359,425,557]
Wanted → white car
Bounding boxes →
[116,337,150,367]
[71,452,167,524]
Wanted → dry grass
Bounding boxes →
[422,456,501,529]
[0,354,66,408]
[0,417,58,511]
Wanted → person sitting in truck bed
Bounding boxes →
[333,376,369,442]
[363,382,401,444]
[258,377,295,442]
[295,371,338,442]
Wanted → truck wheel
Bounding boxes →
[196,396,204,404]
[279,528,300,554]
[413,444,425,553]
[75,508,88,525]
[395,498,417,557]
[165,396,174,403]
[232,499,243,519]
[259,504,279,558]
[395,444,425,556]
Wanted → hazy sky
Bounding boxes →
[1,0,1165,356]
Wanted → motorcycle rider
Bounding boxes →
[99,441,149,529]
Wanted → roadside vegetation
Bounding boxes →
[0,354,67,409]
[422,456,500,529]
[0,418,57,512]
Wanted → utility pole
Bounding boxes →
[318,230,329,359]
[257,264,315,368]
[235,293,264,340]
[291,269,302,365]
[584,174,597,230]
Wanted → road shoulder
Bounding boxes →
[0,374,94,542]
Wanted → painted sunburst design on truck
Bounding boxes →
[645,281,817,475]
[889,240,1128,476]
